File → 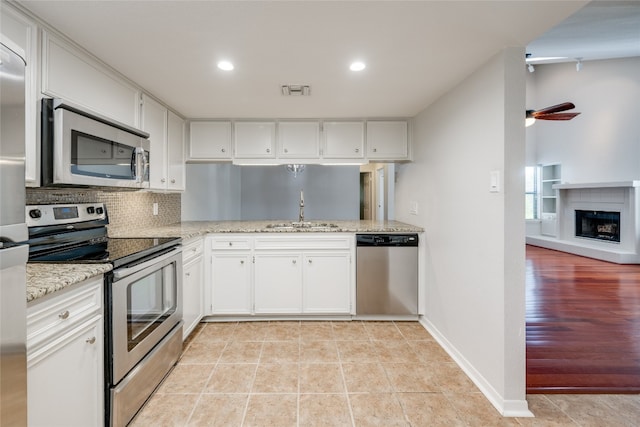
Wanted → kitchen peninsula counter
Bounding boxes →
[109,220,423,239]
[26,263,113,303]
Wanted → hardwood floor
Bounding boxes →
[526,245,640,393]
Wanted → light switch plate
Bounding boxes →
[490,170,500,193]
[410,201,419,215]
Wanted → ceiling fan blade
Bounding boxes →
[533,102,576,115]
[535,112,581,121]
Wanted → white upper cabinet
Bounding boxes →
[277,121,320,159]
[234,122,276,159]
[322,121,365,159]
[1,3,39,185]
[41,31,140,128]
[188,121,232,161]
[141,94,184,191]
[366,121,409,160]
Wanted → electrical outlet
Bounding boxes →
[410,201,418,215]
[152,202,159,216]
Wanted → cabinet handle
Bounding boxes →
[161,178,166,183]
[221,148,226,153]
[59,310,70,320]
[355,148,359,153]
[101,149,107,154]
[86,337,96,345]
[373,148,377,153]
[266,148,270,153]
[185,272,191,277]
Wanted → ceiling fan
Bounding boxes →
[526,102,580,126]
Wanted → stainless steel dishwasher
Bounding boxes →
[356,234,418,317]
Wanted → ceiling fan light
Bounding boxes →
[528,64,535,73]
[525,117,536,127]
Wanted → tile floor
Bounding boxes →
[130,321,640,426]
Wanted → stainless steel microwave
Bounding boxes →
[41,98,150,188]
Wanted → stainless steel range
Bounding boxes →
[26,203,183,427]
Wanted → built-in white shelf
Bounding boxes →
[553,181,640,190]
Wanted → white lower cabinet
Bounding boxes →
[27,277,104,427]
[208,234,353,316]
[182,237,204,340]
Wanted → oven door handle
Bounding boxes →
[112,247,181,280]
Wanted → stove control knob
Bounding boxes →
[96,207,104,215]
[87,206,95,214]
[28,209,42,219]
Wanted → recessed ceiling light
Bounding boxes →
[217,60,234,71]
[350,61,366,72]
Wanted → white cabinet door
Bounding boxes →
[234,122,276,159]
[183,255,203,340]
[303,253,351,314]
[211,253,253,314]
[278,121,320,158]
[141,94,168,190]
[28,317,103,427]
[189,121,232,160]
[41,31,140,127]
[366,121,409,160]
[1,3,39,185]
[254,253,302,314]
[167,110,185,190]
[323,122,365,159]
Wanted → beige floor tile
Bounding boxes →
[300,363,345,393]
[261,340,300,363]
[218,341,263,363]
[179,341,226,364]
[197,322,237,342]
[448,392,519,426]
[598,394,640,426]
[183,322,206,350]
[300,340,339,362]
[300,321,335,341]
[373,340,420,363]
[342,362,392,393]
[264,321,300,341]
[204,363,257,393]
[332,321,369,340]
[546,394,638,427]
[408,339,453,363]
[130,393,199,427]
[363,321,405,340]
[299,393,352,427]
[396,392,466,427]
[187,394,248,427]
[518,395,579,426]
[337,340,378,363]
[231,321,268,341]
[394,321,434,341]
[252,363,298,393]
[383,363,438,392]
[348,393,409,426]
[432,362,478,393]
[243,394,297,427]
[157,364,215,394]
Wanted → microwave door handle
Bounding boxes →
[130,149,137,179]
[131,147,147,183]
[141,149,149,182]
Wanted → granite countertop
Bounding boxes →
[109,220,424,239]
[27,263,113,303]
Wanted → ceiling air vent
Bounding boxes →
[281,84,311,96]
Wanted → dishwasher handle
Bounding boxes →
[356,233,418,247]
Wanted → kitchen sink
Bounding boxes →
[266,222,340,231]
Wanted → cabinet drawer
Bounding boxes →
[27,278,102,350]
[210,236,252,251]
[182,237,204,263]
[254,235,352,250]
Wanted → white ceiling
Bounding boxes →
[18,0,632,120]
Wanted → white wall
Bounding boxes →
[181,163,241,220]
[395,47,529,416]
[530,57,640,183]
[240,165,359,220]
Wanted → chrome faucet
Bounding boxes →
[298,189,304,222]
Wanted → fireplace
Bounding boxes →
[575,210,621,243]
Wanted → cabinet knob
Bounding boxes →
[284,148,288,153]
[85,337,96,345]
[185,272,191,277]
[308,259,313,264]
[373,148,377,153]
[292,259,297,264]
[59,310,70,320]
[228,242,233,246]
[161,178,166,183]
[355,148,359,153]
[221,148,226,153]
[266,148,270,153]
[171,179,176,184]
[101,149,107,154]
[240,260,245,265]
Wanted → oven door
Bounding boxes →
[109,247,182,384]
[44,98,150,188]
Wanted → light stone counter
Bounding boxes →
[27,263,113,303]
[109,220,423,239]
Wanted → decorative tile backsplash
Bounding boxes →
[26,188,181,236]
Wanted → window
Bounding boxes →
[525,166,539,220]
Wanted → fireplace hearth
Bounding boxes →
[575,210,621,243]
